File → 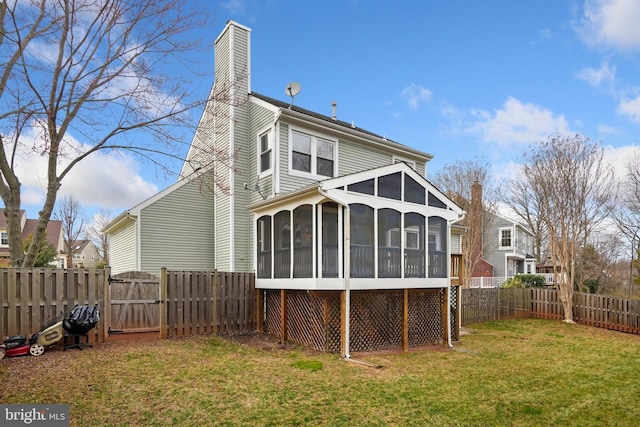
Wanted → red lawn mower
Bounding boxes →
[0,305,99,359]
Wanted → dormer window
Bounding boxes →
[290,129,336,178]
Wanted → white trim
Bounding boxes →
[392,155,416,170]
[257,126,273,178]
[255,277,448,290]
[288,126,338,180]
[498,226,513,250]
[274,121,281,195]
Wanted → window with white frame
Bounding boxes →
[499,227,512,249]
[291,129,335,178]
[258,131,272,174]
[1,231,7,246]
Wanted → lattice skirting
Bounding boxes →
[263,288,457,353]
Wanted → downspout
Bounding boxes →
[318,188,351,359]
[447,211,466,348]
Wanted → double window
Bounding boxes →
[291,130,335,178]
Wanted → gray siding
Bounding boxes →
[339,139,391,176]
[109,220,137,275]
[484,216,512,277]
[139,178,215,275]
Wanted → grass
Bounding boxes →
[2,319,640,426]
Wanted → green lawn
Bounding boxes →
[2,319,639,426]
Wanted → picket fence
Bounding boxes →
[0,268,256,342]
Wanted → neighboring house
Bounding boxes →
[461,182,537,280]
[0,208,65,268]
[482,211,536,278]
[105,21,465,353]
[66,239,100,268]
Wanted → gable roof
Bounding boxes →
[0,208,63,255]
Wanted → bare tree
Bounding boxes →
[54,195,84,268]
[431,158,499,286]
[0,0,241,266]
[503,173,548,262]
[512,135,615,322]
[85,209,113,264]
[611,152,640,295]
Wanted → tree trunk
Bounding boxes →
[557,278,574,323]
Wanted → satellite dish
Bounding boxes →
[285,82,301,108]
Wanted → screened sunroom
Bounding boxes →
[250,162,465,354]
[252,162,464,291]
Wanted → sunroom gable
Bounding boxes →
[320,162,463,216]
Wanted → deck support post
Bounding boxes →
[280,289,287,345]
[403,289,409,352]
[256,288,264,333]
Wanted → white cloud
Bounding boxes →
[13,128,160,214]
[579,0,640,50]
[617,95,640,122]
[401,84,432,110]
[603,143,640,181]
[576,62,616,87]
[597,123,624,135]
[471,97,571,148]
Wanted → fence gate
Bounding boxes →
[107,272,161,341]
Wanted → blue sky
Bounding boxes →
[14,0,640,223]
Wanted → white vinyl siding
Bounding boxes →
[450,233,462,254]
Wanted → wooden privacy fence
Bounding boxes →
[0,268,106,343]
[1,268,256,343]
[461,288,640,334]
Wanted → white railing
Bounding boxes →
[469,276,508,288]
[469,273,557,288]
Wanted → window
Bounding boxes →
[274,211,291,278]
[378,209,401,278]
[404,174,425,205]
[348,178,374,195]
[291,130,335,178]
[378,172,401,200]
[428,216,447,278]
[321,203,339,278]
[1,232,7,246]
[405,213,425,278]
[293,205,313,278]
[350,204,374,278]
[259,132,271,173]
[499,228,512,249]
[257,216,272,278]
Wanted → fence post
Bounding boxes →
[212,269,218,334]
[160,267,168,339]
[103,267,111,342]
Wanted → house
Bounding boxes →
[105,21,465,354]
[464,182,536,282]
[66,239,100,268]
[0,208,65,267]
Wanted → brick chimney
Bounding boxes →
[470,180,483,272]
